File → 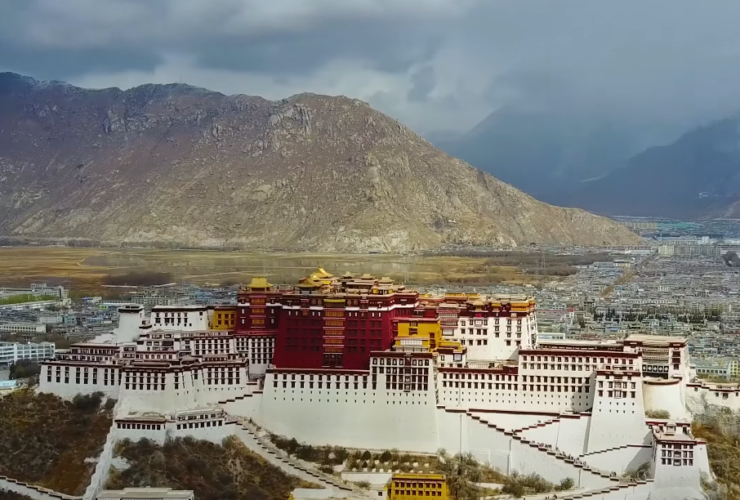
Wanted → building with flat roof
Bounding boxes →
[97,488,194,500]
[0,341,55,367]
[386,473,448,500]
[0,322,47,334]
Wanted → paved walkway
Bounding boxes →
[0,476,81,500]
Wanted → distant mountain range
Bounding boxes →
[566,116,740,219]
[437,102,740,219]
[0,72,640,252]
[437,105,657,203]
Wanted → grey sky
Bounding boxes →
[2,0,740,133]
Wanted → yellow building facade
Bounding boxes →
[394,317,462,353]
[386,473,448,500]
[211,306,237,330]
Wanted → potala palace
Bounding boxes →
[38,269,738,500]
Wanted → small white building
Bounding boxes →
[97,488,194,500]
[0,322,47,334]
[0,341,55,367]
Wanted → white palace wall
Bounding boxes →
[693,443,711,477]
[686,383,740,414]
[587,375,649,454]
[40,365,121,401]
[111,420,237,445]
[464,414,510,472]
[643,380,690,420]
[580,446,653,475]
[257,377,439,452]
[555,414,591,457]
[517,418,561,445]
[470,411,544,431]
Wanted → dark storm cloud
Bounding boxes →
[0,0,452,78]
[0,45,162,82]
[2,0,740,132]
[185,21,444,77]
[407,66,437,103]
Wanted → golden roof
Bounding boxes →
[247,277,272,289]
[315,267,333,278]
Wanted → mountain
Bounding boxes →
[439,105,649,202]
[565,116,740,219]
[0,72,640,252]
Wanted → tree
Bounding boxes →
[438,451,482,500]
[623,462,651,481]
[645,409,670,419]
[9,360,41,380]
[557,477,575,491]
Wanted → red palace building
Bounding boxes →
[236,268,419,370]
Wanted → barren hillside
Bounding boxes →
[0,73,640,252]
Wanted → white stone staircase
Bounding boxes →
[235,419,365,497]
[0,475,82,500]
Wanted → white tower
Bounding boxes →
[115,304,145,343]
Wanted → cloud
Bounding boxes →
[2,0,740,134]
[407,66,437,103]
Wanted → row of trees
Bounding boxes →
[270,435,578,499]
[591,308,722,323]
[437,450,574,499]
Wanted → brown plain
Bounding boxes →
[0,247,563,295]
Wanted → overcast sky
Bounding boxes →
[2,0,740,134]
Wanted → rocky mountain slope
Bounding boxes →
[0,73,640,252]
[566,116,740,219]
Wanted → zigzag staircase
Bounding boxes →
[236,419,354,494]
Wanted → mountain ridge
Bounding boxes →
[0,72,641,252]
[564,115,740,219]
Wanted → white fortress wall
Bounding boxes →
[579,445,653,475]
[686,384,740,413]
[569,483,653,500]
[114,306,145,344]
[0,477,78,500]
[643,379,690,420]
[693,443,712,478]
[112,415,237,445]
[435,408,467,456]
[516,417,561,446]
[39,365,121,401]
[554,414,591,457]
[112,423,167,444]
[258,372,439,452]
[470,411,545,432]
[508,438,609,488]
[463,413,511,472]
[651,464,703,500]
[168,420,238,442]
[82,400,123,500]
[220,393,263,421]
[586,372,648,453]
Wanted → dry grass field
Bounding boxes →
[0,247,545,295]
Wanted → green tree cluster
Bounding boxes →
[9,360,41,380]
